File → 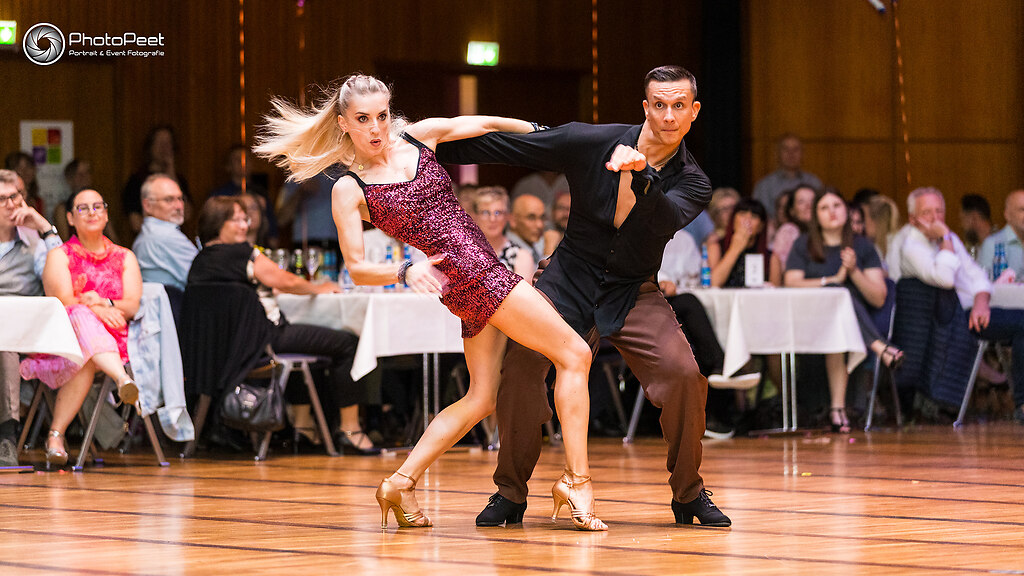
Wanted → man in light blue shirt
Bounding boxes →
[753,134,822,220]
[977,190,1024,279]
[132,175,198,295]
[0,169,63,467]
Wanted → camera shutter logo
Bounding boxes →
[23,23,65,65]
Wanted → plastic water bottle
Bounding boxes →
[700,245,712,288]
[341,266,354,291]
[322,249,338,282]
[384,245,396,291]
[992,243,1008,280]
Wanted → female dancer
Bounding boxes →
[255,75,604,531]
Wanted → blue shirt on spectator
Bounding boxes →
[977,225,1023,279]
[132,216,199,291]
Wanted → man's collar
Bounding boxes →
[626,124,686,171]
[142,215,182,230]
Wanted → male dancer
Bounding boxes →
[437,65,730,527]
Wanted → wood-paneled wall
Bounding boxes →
[745,0,1024,227]
[1,0,1020,240]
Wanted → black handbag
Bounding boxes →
[220,367,285,433]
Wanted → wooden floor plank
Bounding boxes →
[2,424,1023,575]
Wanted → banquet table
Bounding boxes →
[687,287,867,432]
[991,283,1024,309]
[277,290,465,433]
[0,296,83,365]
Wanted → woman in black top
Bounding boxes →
[707,198,782,287]
[188,197,375,454]
[784,189,904,432]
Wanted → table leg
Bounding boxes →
[780,352,790,432]
[788,352,798,432]
[422,354,430,434]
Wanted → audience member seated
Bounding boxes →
[20,189,141,468]
[4,151,46,215]
[959,193,994,259]
[507,193,547,263]
[658,228,759,436]
[753,133,822,220]
[770,185,816,274]
[848,201,866,236]
[187,197,376,452]
[0,169,65,467]
[978,189,1023,279]
[863,195,901,272]
[511,170,569,212]
[899,187,1024,425]
[210,144,279,248]
[471,186,535,278]
[707,198,781,287]
[122,125,192,236]
[784,188,904,433]
[131,175,198,323]
[542,190,571,255]
[54,159,93,241]
[454,183,480,215]
[704,187,739,244]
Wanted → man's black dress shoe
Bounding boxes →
[672,489,731,527]
[476,492,528,526]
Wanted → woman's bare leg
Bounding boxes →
[389,322,507,490]
[48,361,96,453]
[486,282,595,512]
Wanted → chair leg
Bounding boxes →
[256,431,272,461]
[955,341,988,429]
[301,361,337,456]
[623,387,646,444]
[140,411,169,467]
[601,362,629,434]
[74,378,114,471]
[17,381,45,454]
[182,394,212,458]
[544,419,560,446]
[864,355,884,431]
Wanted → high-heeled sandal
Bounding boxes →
[880,345,904,371]
[117,378,139,406]
[376,471,432,528]
[551,470,608,531]
[830,407,851,434]
[336,429,381,456]
[45,430,69,469]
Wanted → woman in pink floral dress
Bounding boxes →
[21,189,142,468]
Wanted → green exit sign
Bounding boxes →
[0,21,16,45]
[466,41,499,66]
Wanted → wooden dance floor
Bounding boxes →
[2,425,1023,575]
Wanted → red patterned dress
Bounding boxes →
[20,236,130,388]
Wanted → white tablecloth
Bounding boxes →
[0,296,83,365]
[687,287,867,376]
[991,283,1024,309]
[277,291,464,379]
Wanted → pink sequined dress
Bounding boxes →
[346,134,521,337]
[20,236,130,389]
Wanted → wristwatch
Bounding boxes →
[40,225,58,239]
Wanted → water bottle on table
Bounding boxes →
[700,245,712,288]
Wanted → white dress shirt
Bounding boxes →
[658,229,701,289]
[898,225,992,309]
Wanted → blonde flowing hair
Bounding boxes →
[253,74,408,182]
[868,195,901,257]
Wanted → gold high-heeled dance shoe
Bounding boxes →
[376,471,432,528]
[117,378,139,406]
[45,430,69,469]
[551,470,608,531]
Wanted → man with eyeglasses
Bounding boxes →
[0,169,64,467]
[131,174,199,322]
[507,193,547,264]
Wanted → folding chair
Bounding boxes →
[865,279,902,430]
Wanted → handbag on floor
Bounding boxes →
[220,366,285,433]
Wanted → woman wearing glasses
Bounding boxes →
[20,189,142,468]
[186,197,377,455]
[471,186,535,278]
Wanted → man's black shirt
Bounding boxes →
[437,122,711,337]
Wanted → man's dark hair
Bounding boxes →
[63,158,82,180]
[644,65,697,99]
[852,187,880,207]
[960,193,991,221]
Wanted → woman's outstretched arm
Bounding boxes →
[405,116,534,150]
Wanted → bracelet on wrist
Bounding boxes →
[107,298,115,307]
[397,260,413,284]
